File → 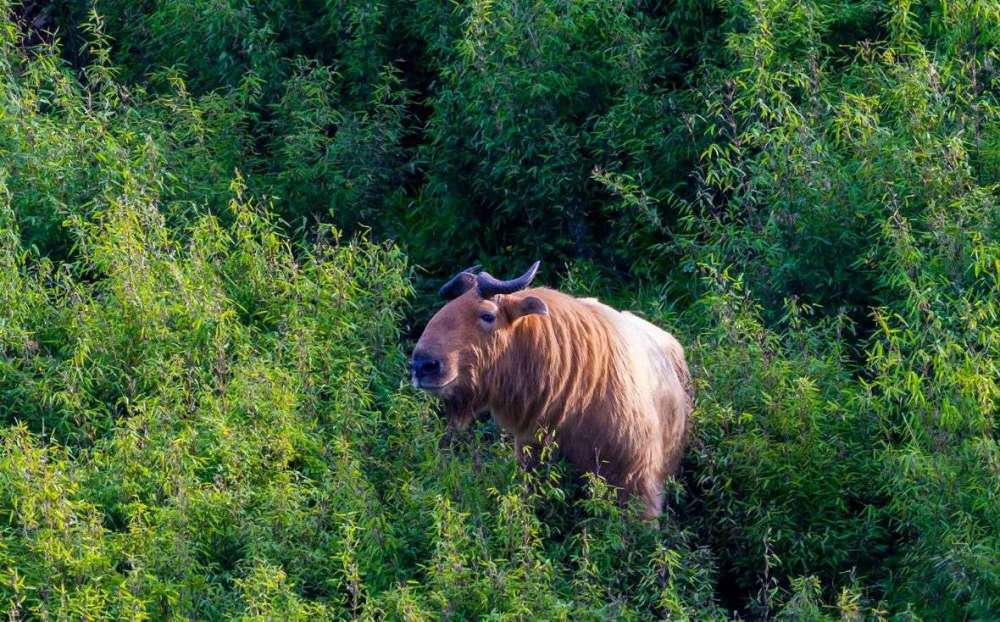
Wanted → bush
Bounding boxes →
[2,0,997,618]
[685,270,887,616]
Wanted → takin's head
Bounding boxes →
[411,261,549,419]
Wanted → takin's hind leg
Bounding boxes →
[614,474,664,520]
[637,476,665,521]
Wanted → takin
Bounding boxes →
[411,261,692,518]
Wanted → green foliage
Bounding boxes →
[865,203,999,618]
[268,60,412,228]
[1,9,249,257]
[2,0,998,618]
[679,0,1000,322]
[687,270,886,616]
[417,0,665,261]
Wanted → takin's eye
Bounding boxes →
[479,311,496,325]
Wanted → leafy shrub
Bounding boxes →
[2,0,998,618]
[678,0,1000,323]
[864,203,999,618]
[268,60,412,230]
[0,10,248,257]
[686,269,887,616]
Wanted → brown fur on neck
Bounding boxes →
[475,288,626,439]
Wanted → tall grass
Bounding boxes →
[1,0,997,618]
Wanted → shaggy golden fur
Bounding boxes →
[414,286,692,518]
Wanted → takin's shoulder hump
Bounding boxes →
[572,296,684,360]
[620,311,685,358]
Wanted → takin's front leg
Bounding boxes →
[514,425,559,471]
[439,407,476,449]
[447,407,476,432]
[513,437,542,471]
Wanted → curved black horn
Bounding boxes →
[477,260,541,298]
[438,265,482,299]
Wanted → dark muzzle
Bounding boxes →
[411,352,441,383]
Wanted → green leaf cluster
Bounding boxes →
[1,0,997,618]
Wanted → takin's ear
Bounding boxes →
[508,295,549,322]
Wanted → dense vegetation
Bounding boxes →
[1,0,997,618]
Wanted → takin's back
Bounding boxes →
[578,298,692,475]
